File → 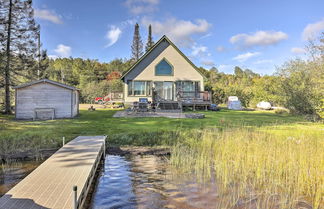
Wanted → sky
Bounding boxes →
[33,0,324,75]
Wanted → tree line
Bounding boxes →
[0,0,323,117]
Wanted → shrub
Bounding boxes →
[274,108,289,115]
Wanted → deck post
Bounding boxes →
[62,137,65,146]
[73,185,77,209]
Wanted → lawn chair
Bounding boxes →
[132,102,139,112]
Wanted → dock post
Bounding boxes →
[103,136,106,157]
[62,137,65,146]
[73,185,77,209]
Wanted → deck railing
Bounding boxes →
[177,91,212,102]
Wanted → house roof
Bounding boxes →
[121,35,206,80]
[13,79,79,90]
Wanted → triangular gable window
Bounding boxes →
[155,58,173,76]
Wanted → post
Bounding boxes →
[103,136,106,157]
[73,185,77,209]
[62,137,65,146]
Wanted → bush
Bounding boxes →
[274,108,289,115]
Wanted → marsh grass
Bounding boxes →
[170,128,324,209]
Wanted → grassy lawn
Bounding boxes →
[1,107,323,207]
[0,107,322,153]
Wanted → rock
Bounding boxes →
[185,113,205,119]
[257,101,272,110]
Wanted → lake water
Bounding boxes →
[0,155,218,209]
[89,155,218,209]
[0,161,41,196]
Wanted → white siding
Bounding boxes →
[123,39,204,103]
[16,83,74,119]
[72,90,79,117]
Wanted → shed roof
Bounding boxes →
[13,79,79,90]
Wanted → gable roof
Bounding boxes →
[121,35,206,80]
[13,79,79,90]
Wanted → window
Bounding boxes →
[128,81,152,96]
[175,81,200,98]
[134,81,145,95]
[155,59,173,76]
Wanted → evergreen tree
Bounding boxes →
[131,23,143,61]
[0,0,39,114]
[145,24,154,52]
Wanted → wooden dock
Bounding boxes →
[0,136,106,209]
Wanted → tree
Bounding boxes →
[0,0,39,114]
[131,23,143,61]
[276,59,322,115]
[145,24,154,52]
[234,66,244,77]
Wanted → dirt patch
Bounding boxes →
[108,146,171,156]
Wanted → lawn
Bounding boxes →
[1,107,323,208]
[0,107,323,155]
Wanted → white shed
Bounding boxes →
[13,79,79,120]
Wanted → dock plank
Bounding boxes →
[0,136,106,209]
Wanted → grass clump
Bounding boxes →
[170,128,324,209]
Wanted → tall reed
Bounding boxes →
[171,127,324,208]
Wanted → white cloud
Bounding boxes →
[233,52,260,62]
[124,0,159,15]
[291,47,306,54]
[105,26,122,47]
[201,59,215,67]
[230,31,288,48]
[191,45,207,57]
[218,64,233,73]
[253,59,273,64]
[302,19,324,40]
[34,9,63,24]
[216,46,225,52]
[48,55,58,60]
[141,17,211,47]
[54,44,71,57]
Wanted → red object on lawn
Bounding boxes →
[95,96,110,104]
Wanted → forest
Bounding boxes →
[0,0,323,117]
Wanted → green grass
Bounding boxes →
[1,108,323,207]
[0,108,322,156]
[170,128,324,208]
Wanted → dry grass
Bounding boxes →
[171,128,324,209]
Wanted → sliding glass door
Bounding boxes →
[163,82,173,100]
[154,82,174,101]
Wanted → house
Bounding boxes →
[13,79,79,120]
[121,35,211,110]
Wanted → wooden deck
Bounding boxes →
[0,136,106,209]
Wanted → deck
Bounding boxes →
[0,136,106,209]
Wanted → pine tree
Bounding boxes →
[131,23,143,61]
[0,0,39,114]
[145,24,154,52]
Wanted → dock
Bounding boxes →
[0,136,106,209]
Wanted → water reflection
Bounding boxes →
[90,155,218,209]
[0,161,41,196]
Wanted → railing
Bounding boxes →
[177,91,212,103]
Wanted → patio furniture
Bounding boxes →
[138,98,149,112]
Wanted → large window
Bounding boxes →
[128,81,152,96]
[155,59,173,76]
[175,81,200,98]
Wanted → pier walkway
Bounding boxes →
[0,136,106,209]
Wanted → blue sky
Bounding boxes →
[33,0,324,74]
